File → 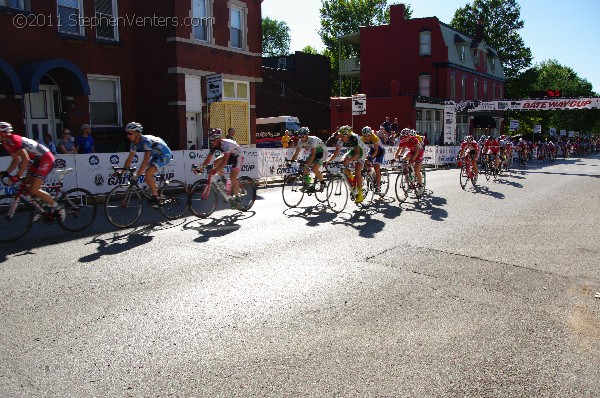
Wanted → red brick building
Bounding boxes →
[0,0,263,150]
[331,3,506,144]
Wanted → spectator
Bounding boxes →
[382,116,392,135]
[326,131,340,147]
[57,128,77,154]
[281,130,291,148]
[39,132,58,155]
[391,117,399,134]
[75,123,95,154]
[226,127,237,140]
[377,125,388,145]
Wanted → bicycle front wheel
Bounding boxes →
[159,179,189,220]
[326,175,348,214]
[237,177,257,211]
[0,196,33,242]
[104,185,143,228]
[378,168,390,197]
[358,174,375,207]
[282,174,305,208]
[395,172,409,204]
[189,180,217,218]
[459,164,469,190]
[58,188,97,232]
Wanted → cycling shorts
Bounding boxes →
[28,152,55,178]
[368,147,385,164]
[150,153,172,169]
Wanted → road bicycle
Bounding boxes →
[458,155,477,190]
[281,159,328,208]
[104,166,189,228]
[0,168,97,242]
[392,160,427,204]
[323,161,373,213]
[482,153,499,181]
[188,164,256,218]
[363,158,390,198]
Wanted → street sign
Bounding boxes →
[510,120,519,130]
[533,124,541,134]
[352,94,366,115]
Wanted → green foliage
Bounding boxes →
[262,17,291,57]
[450,0,532,81]
[301,45,321,55]
[319,1,412,96]
[506,59,600,135]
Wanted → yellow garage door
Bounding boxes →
[209,101,249,145]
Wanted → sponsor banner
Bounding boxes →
[352,94,366,115]
[533,125,541,134]
[464,98,599,112]
[206,73,223,106]
[0,155,77,196]
[444,103,456,144]
[510,120,519,130]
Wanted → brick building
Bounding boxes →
[0,0,263,151]
[258,51,331,140]
[332,3,506,144]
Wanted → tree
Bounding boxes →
[301,45,321,55]
[505,59,600,135]
[450,0,532,82]
[262,17,291,57]
[319,1,412,96]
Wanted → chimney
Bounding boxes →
[475,16,484,42]
[390,3,406,25]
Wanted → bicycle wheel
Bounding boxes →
[459,164,469,190]
[421,167,427,190]
[484,162,491,181]
[57,188,97,232]
[236,177,257,211]
[358,174,375,207]
[314,178,329,203]
[104,185,143,228]
[378,168,390,197]
[326,175,348,214]
[282,174,305,208]
[0,196,33,242]
[395,172,409,204]
[189,180,217,218]
[159,179,189,220]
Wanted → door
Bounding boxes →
[24,85,61,142]
[186,112,201,149]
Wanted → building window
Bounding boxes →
[492,82,496,100]
[58,0,84,35]
[230,5,245,49]
[483,81,488,100]
[88,76,121,126]
[95,0,118,41]
[419,75,430,97]
[461,75,466,100]
[192,0,212,42]
[457,115,469,142]
[459,45,466,62]
[450,74,456,101]
[473,79,478,100]
[223,80,249,101]
[0,0,27,10]
[490,57,496,72]
[419,31,431,56]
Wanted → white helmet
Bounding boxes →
[0,122,13,133]
[125,122,143,133]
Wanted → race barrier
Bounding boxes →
[0,145,462,195]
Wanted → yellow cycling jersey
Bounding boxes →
[361,133,380,147]
[416,134,424,145]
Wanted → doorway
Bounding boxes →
[23,84,62,142]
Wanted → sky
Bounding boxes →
[261,0,600,94]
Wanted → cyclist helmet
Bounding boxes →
[125,122,143,133]
[296,127,310,136]
[0,122,13,134]
[400,128,411,136]
[361,126,373,136]
[409,129,417,136]
[209,128,222,141]
[465,135,474,142]
[338,125,352,136]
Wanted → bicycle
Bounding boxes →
[392,160,426,204]
[483,153,498,181]
[0,168,97,242]
[104,166,189,228]
[281,159,328,208]
[458,155,477,190]
[363,158,390,199]
[188,164,256,218]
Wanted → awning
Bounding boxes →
[472,115,496,128]
[0,58,23,94]
[19,58,90,95]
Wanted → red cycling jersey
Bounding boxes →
[484,138,500,155]
[397,136,424,163]
[3,134,54,177]
[461,141,480,160]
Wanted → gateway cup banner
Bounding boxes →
[464,98,600,112]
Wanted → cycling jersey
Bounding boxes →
[130,134,172,169]
[362,133,384,162]
[460,141,480,159]
[336,133,367,160]
[2,134,54,177]
[297,136,327,164]
[484,138,500,155]
[209,138,244,170]
[397,136,424,163]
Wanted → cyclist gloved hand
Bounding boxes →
[129,175,139,185]
[9,175,21,184]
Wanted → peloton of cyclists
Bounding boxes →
[289,127,327,193]
[326,125,368,204]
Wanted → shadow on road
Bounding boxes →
[331,208,385,238]
[283,205,337,226]
[474,185,505,199]
[404,191,448,221]
[183,211,255,243]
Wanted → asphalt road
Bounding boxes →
[1,155,599,397]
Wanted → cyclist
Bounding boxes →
[359,126,384,194]
[289,127,327,192]
[547,140,556,160]
[393,128,425,194]
[326,125,368,203]
[0,122,65,221]
[195,128,245,207]
[121,122,173,207]
[483,135,500,172]
[458,134,479,180]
